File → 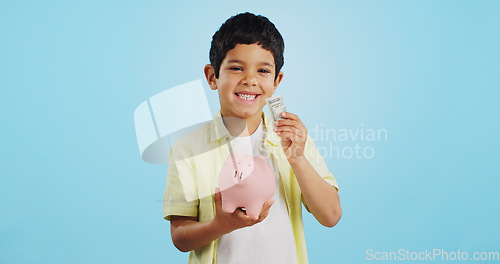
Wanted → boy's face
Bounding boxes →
[205,43,284,121]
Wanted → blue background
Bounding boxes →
[1,0,499,263]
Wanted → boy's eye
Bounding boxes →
[229,66,242,71]
[258,69,270,74]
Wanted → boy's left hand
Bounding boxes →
[273,112,307,163]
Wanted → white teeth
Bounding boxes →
[237,94,257,101]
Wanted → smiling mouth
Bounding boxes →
[235,93,259,101]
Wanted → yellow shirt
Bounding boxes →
[163,110,339,264]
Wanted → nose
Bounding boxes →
[242,72,258,86]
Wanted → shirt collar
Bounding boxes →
[209,109,281,147]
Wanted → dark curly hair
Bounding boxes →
[209,12,285,80]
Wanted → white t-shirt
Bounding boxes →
[216,120,297,264]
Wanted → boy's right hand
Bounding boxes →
[212,188,274,235]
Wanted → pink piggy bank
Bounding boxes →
[218,151,275,218]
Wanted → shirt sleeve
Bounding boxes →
[163,143,199,221]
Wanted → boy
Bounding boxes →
[163,12,341,264]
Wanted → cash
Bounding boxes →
[266,95,287,125]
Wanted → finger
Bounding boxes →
[260,200,273,217]
[235,210,257,225]
[256,200,274,223]
[256,210,270,224]
[263,199,274,210]
[214,188,222,207]
[275,118,301,127]
[275,120,306,134]
[278,131,305,142]
[281,111,301,122]
[234,208,250,219]
[274,119,304,131]
[275,126,307,139]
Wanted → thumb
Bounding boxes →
[214,187,222,207]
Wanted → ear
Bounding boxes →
[204,64,218,90]
[273,71,284,93]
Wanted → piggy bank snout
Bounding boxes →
[234,157,255,183]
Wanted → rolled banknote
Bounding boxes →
[266,95,287,126]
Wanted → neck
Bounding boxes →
[221,111,262,137]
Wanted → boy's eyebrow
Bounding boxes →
[259,62,275,67]
[226,59,274,67]
[227,59,243,64]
